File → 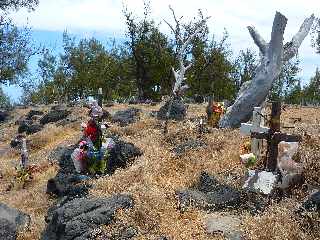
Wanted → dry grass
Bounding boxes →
[0,103,320,239]
[0,105,84,239]
[243,200,306,240]
[91,107,247,240]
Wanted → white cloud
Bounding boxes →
[8,0,320,81]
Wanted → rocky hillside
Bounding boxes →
[0,103,319,240]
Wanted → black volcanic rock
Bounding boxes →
[157,98,186,121]
[26,110,44,120]
[112,108,141,126]
[0,203,30,240]
[40,109,71,125]
[0,111,9,122]
[177,172,241,212]
[42,195,134,240]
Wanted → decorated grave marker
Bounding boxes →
[251,102,302,171]
[206,95,225,128]
[242,102,302,195]
[198,118,205,134]
[206,95,214,124]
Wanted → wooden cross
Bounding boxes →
[240,107,269,159]
[251,102,302,171]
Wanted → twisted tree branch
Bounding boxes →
[248,26,268,56]
[283,14,315,61]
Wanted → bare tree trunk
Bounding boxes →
[219,12,314,128]
[162,6,210,134]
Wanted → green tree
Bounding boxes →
[0,0,38,85]
[284,80,303,104]
[188,30,237,101]
[32,32,132,103]
[60,33,122,100]
[232,47,301,103]
[183,10,209,95]
[38,48,57,84]
[123,1,175,100]
[21,47,59,104]
[0,86,11,108]
[0,20,35,85]
[0,0,38,11]
[303,68,320,104]
[233,48,258,89]
[270,57,301,101]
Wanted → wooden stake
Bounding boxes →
[21,138,28,170]
[267,101,281,171]
[98,88,103,107]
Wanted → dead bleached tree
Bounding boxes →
[162,6,210,133]
[165,8,210,96]
[219,12,315,128]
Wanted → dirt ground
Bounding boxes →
[0,103,319,240]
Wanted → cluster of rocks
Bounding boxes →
[177,172,242,212]
[46,145,91,198]
[95,223,138,240]
[39,106,71,125]
[111,108,141,127]
[18,120,43,135]
[115,96,205,122]
[0,111,9,122]
[300,190,320,212]
[46,136,142,198]
[43,135,142,239]
[14,106,72,136]
[128,98,155,105]
[173,139,207,156]
[177,172,246,239]
[42,195,134,240]
[0,107,73,239]
[107,96,212,106]
[0,203,30,240]
[177,171,320,239]
[157,97,187,121]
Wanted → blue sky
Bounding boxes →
[3,0,320,102]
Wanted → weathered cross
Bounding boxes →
[240,107,269,159]
[251,102,302,171]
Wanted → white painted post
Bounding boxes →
[252,107,263,157]
[21,138,28,170]
[240,107,269,159]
